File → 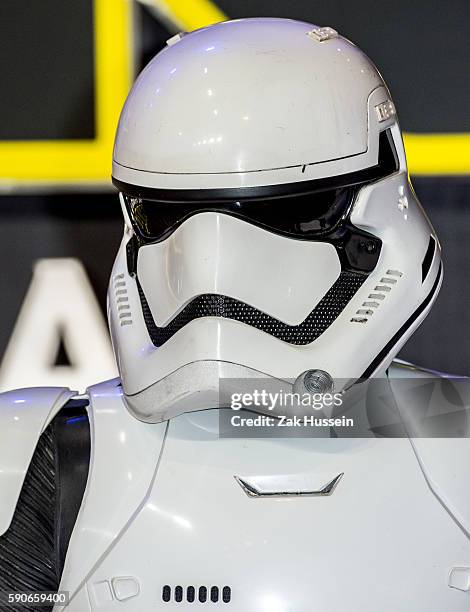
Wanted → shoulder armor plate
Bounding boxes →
[0,386,76,535]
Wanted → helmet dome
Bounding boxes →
[113,18,388,190]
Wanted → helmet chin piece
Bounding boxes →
[123,361,339,426]
[123,360,287,423]
[108,18,442,422]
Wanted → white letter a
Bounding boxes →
[0,258,117,392]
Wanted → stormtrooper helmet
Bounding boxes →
[108,18,442,422]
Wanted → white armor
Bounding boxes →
[1,364,470,610]
[1,17,469,612]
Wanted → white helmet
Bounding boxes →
[109,18,442,422]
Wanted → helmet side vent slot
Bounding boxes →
[113,273,132,326]
[351,270,403,324]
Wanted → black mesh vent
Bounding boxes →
[162,585,231,604]
[138,271,365,347]
[162,585,171,602]
[187,586,195,603]
[199,586,207,603]
[175,586,183,602]
[211,586,219,603]
[222,586,232,603]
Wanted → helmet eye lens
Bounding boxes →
[127,196,183,240]
[124,186,356,243]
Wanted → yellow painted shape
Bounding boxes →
[0,0,133,186]
[404,133,470,175]
[157,0,227,31]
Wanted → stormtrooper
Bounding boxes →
[1,17,470,612]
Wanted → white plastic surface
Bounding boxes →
[138,212,340,327]
[411,438,470,537]
[59,399,470,611]
[113,18,390,189]
[449,568,470,592]
[0,386,75,535]
[112,576,140,601]
[389,363,470,539]
[58,379,167,603]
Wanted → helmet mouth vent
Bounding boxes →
[137,271,366,347]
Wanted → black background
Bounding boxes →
[0,0,95,140]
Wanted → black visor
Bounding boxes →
[117,129,398,243]
[123,185,358,242]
